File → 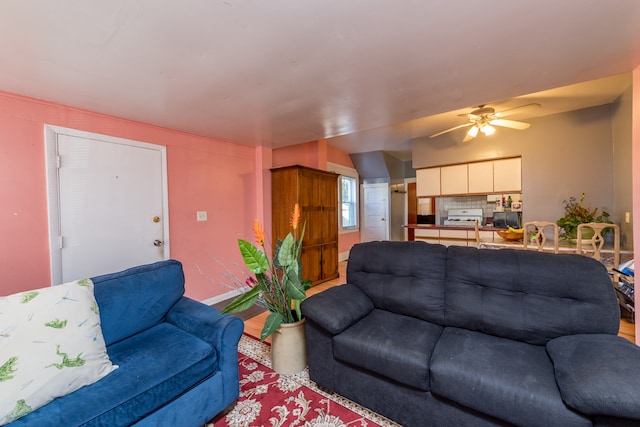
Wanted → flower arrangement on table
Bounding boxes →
[221,203,311,341]
[556,193,611,240]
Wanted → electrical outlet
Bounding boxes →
[625,212,630,223]
[197,211,208,222]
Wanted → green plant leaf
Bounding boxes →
[220,284,262,314]
[238,239,269,274]
[261,312,284,341]
[293,299,303,323]
[276,233,296,267]
[285,263,306,300]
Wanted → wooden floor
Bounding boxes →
[244,262,636,344]
[243,262,348,343]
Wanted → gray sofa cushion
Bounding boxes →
[445,246,620,345]
[547,334,640,420]
[347,241,447,325]
[430,327,590,427]
[333,309,443,391]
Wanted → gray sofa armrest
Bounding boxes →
[546,334,640,420]
[301,284,374,335]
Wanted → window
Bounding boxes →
[327,162,359,233]
[340,175,358,230]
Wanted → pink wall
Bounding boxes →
[0,91,257,301]
[272,139,326,169]
[632,66,640,341]
[327,143,355,168]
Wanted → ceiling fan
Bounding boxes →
[430,103,541,142]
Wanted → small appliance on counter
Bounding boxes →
[492,211,522,229]
[417,214,436,224]
[443,208,484,227]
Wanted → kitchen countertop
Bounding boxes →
[404,224,505,232]
[405,224,632,262]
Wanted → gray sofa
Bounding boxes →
[301,241,640,427]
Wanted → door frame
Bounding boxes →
[44,125,170,285]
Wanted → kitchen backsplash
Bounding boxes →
[436,194,522,225]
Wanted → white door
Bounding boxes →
[360,183,389,242]
[45,126,169,284]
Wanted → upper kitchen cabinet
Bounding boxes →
[440,164,468,195]
[493,157,522,192]
[416,167,441,197]
[468,161,494,194]
[417,157,522,196]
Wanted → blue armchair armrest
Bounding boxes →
[166,297,244,347]
[165,297,244,405]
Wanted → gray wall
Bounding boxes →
[612,85,634,247]
[349,151,408,241]
[412,102,633,249]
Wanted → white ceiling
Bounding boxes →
[1,1,639,161]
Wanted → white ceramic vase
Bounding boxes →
[271,318,307,375]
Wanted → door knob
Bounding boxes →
[153,240,163,247]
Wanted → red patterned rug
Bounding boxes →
[208,334,400,427]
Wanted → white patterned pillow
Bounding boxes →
[0,279,117,425]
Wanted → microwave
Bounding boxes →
[493,211,522,229]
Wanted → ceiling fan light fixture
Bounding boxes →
[481,123,495,136]
[429,103,540,142]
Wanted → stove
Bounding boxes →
[443,208,484,227]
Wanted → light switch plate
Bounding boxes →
[197,211,208,222]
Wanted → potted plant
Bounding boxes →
[221,203,311,374]
[556,193,611,240]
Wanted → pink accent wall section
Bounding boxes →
[632,66,640,341]
[0,91,257,301]
[327,143,356,168]
[272,140,323,169]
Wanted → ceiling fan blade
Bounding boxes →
[494,103,541,118]
[462,133,476,143]
[462,125,479,142]
[429,122,473,138]
[489,119,531,130]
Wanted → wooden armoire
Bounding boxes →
[271,165,339,285]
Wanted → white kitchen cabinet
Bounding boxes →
[468,230,494,248]
[493,158,521,192]
[413,228,494,247]
[439,229,469,247]
[414,228,439,243]
[418,157,521,197]
[468,161,494,194]
[440,164,468,195]
[416,167,441,197]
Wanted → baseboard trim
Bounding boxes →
[339,251,350,262]
[201,288,242,306]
